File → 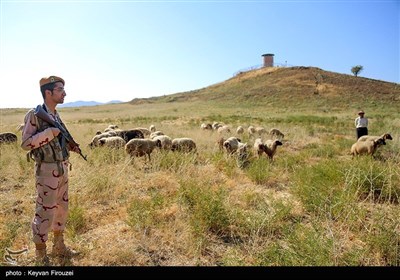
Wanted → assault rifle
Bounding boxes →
[34,105,87,161]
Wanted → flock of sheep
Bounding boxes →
[88,124,197,162]
[80,121,287,168]
[0,121,394,167]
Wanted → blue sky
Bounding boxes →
[0,0,398,108]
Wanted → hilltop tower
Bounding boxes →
[262,53,274,67]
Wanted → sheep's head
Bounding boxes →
[98,139,106,146]
[155,139,162,149]
[223,142,231,149]
[384,133,393,140]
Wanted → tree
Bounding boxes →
[351,65,363,77]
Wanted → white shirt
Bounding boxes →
[355,116,368,128]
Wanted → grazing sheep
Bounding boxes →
[98,136,126,149]
[212,122,223,130]
[201,123,213,130]
[269,128,285,140]
[125,138,161,161]
[149,125,156,132]
[236,126,244,135]
[223,137,242,155]
[357,133,392,142]
[255,127,267,136]
[171,138,197,153]
[351,138,386,157]
[150,131,165,139]
[104,124,118,132]
[217,125,231,135]
[0,132,17,144]
[247,126,256,137]
[263,139,283,160]
[88,131,118,148]
[152,135,172,150]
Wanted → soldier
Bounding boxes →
[21,76,80,265]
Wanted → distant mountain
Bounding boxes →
[59,100,123,108]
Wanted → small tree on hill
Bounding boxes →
[351,65,363,77]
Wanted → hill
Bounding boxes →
[129,66,399,112]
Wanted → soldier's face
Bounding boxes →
[50,82,66,103]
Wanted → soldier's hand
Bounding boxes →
[71,145,81,153]
[50,127,61,137]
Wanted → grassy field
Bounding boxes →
[1,67,399,266]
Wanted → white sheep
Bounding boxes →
[223,137,242,155]
[201,123,212,130]
[269,128,285,140]
[212,122,223,130]
[149,125,156,132]
[236,126,244,135]
[152,135,172,150]
[357,133,392,142]
[255,127,267,136]
[217,125,231,135]
[247,126,256,137]
[98,136,126,149]
[104,124,119,132]
[171,138,197,153]
[150,131,165,139]
[351,138,386,157]
[89,131,118,148]
[125,138,161,161]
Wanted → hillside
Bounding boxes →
[129,66,399,112]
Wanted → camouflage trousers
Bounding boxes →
[32,161,69,244]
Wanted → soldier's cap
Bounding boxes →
[358,110,365,115]
[39,76,65,87]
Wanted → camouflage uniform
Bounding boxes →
[21,103,71,245]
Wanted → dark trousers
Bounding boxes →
[356,127,368,139]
